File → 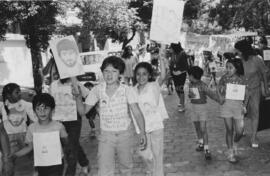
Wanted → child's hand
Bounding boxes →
[139,133,147,151]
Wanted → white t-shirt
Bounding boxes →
[1,99,37,134]
[85,83,137,131]
[133,82,169,132]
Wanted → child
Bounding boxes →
[84,82,98,137]
[1,83,37,155]
[133,56,169,176]
[0,112,13,176]
[79,56,147,176]
[217,59,247,163]
[12,93,69,176]
[49,63,90,175]
[186,66,219,160]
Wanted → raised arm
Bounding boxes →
[157,56,166,86]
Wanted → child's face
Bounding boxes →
[35,104,53,122]
[8,88,21,103]
[59,49,77,67]
[226,62,236,77]
[188,74,197,83]
[136,67,150,86]
[102,65,120,85]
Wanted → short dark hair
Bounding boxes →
[84,82,94,88]
[226,59,244,76]
[188,66,204,80]
[32,93,56,110]
[234,39,256,60]
[100,56,125,74]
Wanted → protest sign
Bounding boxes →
[50,82,77,121]
[190,88,200,99]
[33,131,62,166]
[49,36,85,79]
[225,83,245,100]
[150,0,185,44]
[263,50,270,61]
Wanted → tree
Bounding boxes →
[76,0,146,49]
[209,0,270,34]
[0,1,60,92]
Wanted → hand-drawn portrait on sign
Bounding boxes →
[50,36,85,79]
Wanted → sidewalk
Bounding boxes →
[15,89,270,176]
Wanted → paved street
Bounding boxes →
[15,83,270,176]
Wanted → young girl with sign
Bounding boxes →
[186,66,220,161]
[217,59,247,163]
[1,83,37,155]
[133,56,168,176]
[12,93,69,176]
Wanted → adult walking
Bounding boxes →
[122,45,138,85]
[169,43,189,112]
[234,39,269,148]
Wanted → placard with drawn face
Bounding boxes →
[49,36,85,79]
[225,83,245,100]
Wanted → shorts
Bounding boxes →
[172,72,187,93]
[186,103,208,122]
[220,100,243,120]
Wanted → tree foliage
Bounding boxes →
[76,0,146,49]
[209,0,270,34]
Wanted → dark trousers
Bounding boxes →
[63,116,89,176]
[37,162,64,176]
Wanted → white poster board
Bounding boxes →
[0,34,34,87]
[225,83,245,100]
[190,88,200,99]
[263,50,270,61]
[33,131,62,166]
[150,0,185,44]
[49,36,85,79]
[50,82,77,121]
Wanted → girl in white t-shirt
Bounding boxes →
[133,56,168,176]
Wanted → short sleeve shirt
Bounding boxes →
[134,82,167,132]
[85,83,137,131]
[25,121,67,144]
[1,100,37,134]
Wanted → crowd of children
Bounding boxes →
[0,38,268,176]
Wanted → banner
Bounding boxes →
[150,0,185,44]
[49,36,85,79]
[33,131,62,166]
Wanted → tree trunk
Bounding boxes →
[30,48,43,94]
[122,28,137,50]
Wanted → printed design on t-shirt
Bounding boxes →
[7,108,25,127]
[99,88,130,131]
